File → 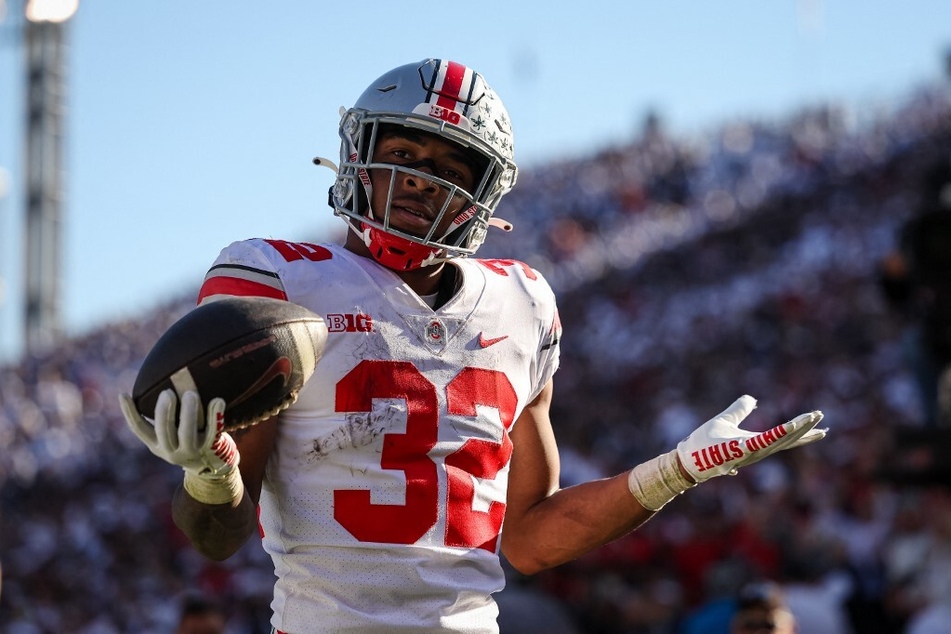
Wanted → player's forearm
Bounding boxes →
[171,483,258,561]
[501,472,655,575]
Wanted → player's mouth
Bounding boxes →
[389,199,439,234]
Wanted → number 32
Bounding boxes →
[333,360,517,552]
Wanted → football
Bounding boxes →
[132,296,327,432]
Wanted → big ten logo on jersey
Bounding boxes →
[326,313,373,333]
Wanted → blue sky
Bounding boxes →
[0,0,949,362]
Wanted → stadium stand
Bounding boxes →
[1,80,950,632]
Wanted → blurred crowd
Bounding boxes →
[2,79,951,632]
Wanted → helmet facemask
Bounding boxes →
[325,59,518,271]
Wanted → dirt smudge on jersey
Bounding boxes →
[306,409,396,462]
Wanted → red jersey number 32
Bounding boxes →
[333,360,517,552]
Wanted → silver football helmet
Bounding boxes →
[327,58,518,270]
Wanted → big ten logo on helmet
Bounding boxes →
[429,105,462,125]
[326,313,373,333]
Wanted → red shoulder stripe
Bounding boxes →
[197,277,288,304]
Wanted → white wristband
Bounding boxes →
[627,449,696,512]
[183,468,244,505]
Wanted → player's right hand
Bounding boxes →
[119,389,238,478]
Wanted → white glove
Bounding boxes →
[120,389,243,504]
[629,395,826,511]
[677,394,826,483]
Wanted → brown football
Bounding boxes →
[132,296,327,432]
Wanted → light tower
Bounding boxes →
[22,0,77,354]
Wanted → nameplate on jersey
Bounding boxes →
[401,315,467,354]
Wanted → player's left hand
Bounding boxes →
[676,395,825,483]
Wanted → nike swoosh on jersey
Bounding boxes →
[478,333,509,348]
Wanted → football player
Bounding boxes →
[120,58,827,633]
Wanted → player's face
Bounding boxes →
[368,128,481,239]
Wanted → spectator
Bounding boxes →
[175,594,227,634]
[879,154,951,426]
[730,582,796,634]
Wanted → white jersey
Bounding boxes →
[198,240,562,633]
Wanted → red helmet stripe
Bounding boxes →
[435,60,468,112]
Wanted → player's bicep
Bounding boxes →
[232,416,278,504]
[503,379,560,530]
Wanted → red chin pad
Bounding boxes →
[363,223,441,271]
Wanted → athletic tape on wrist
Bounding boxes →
[627,449,696,512]
[183,468,244,505]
